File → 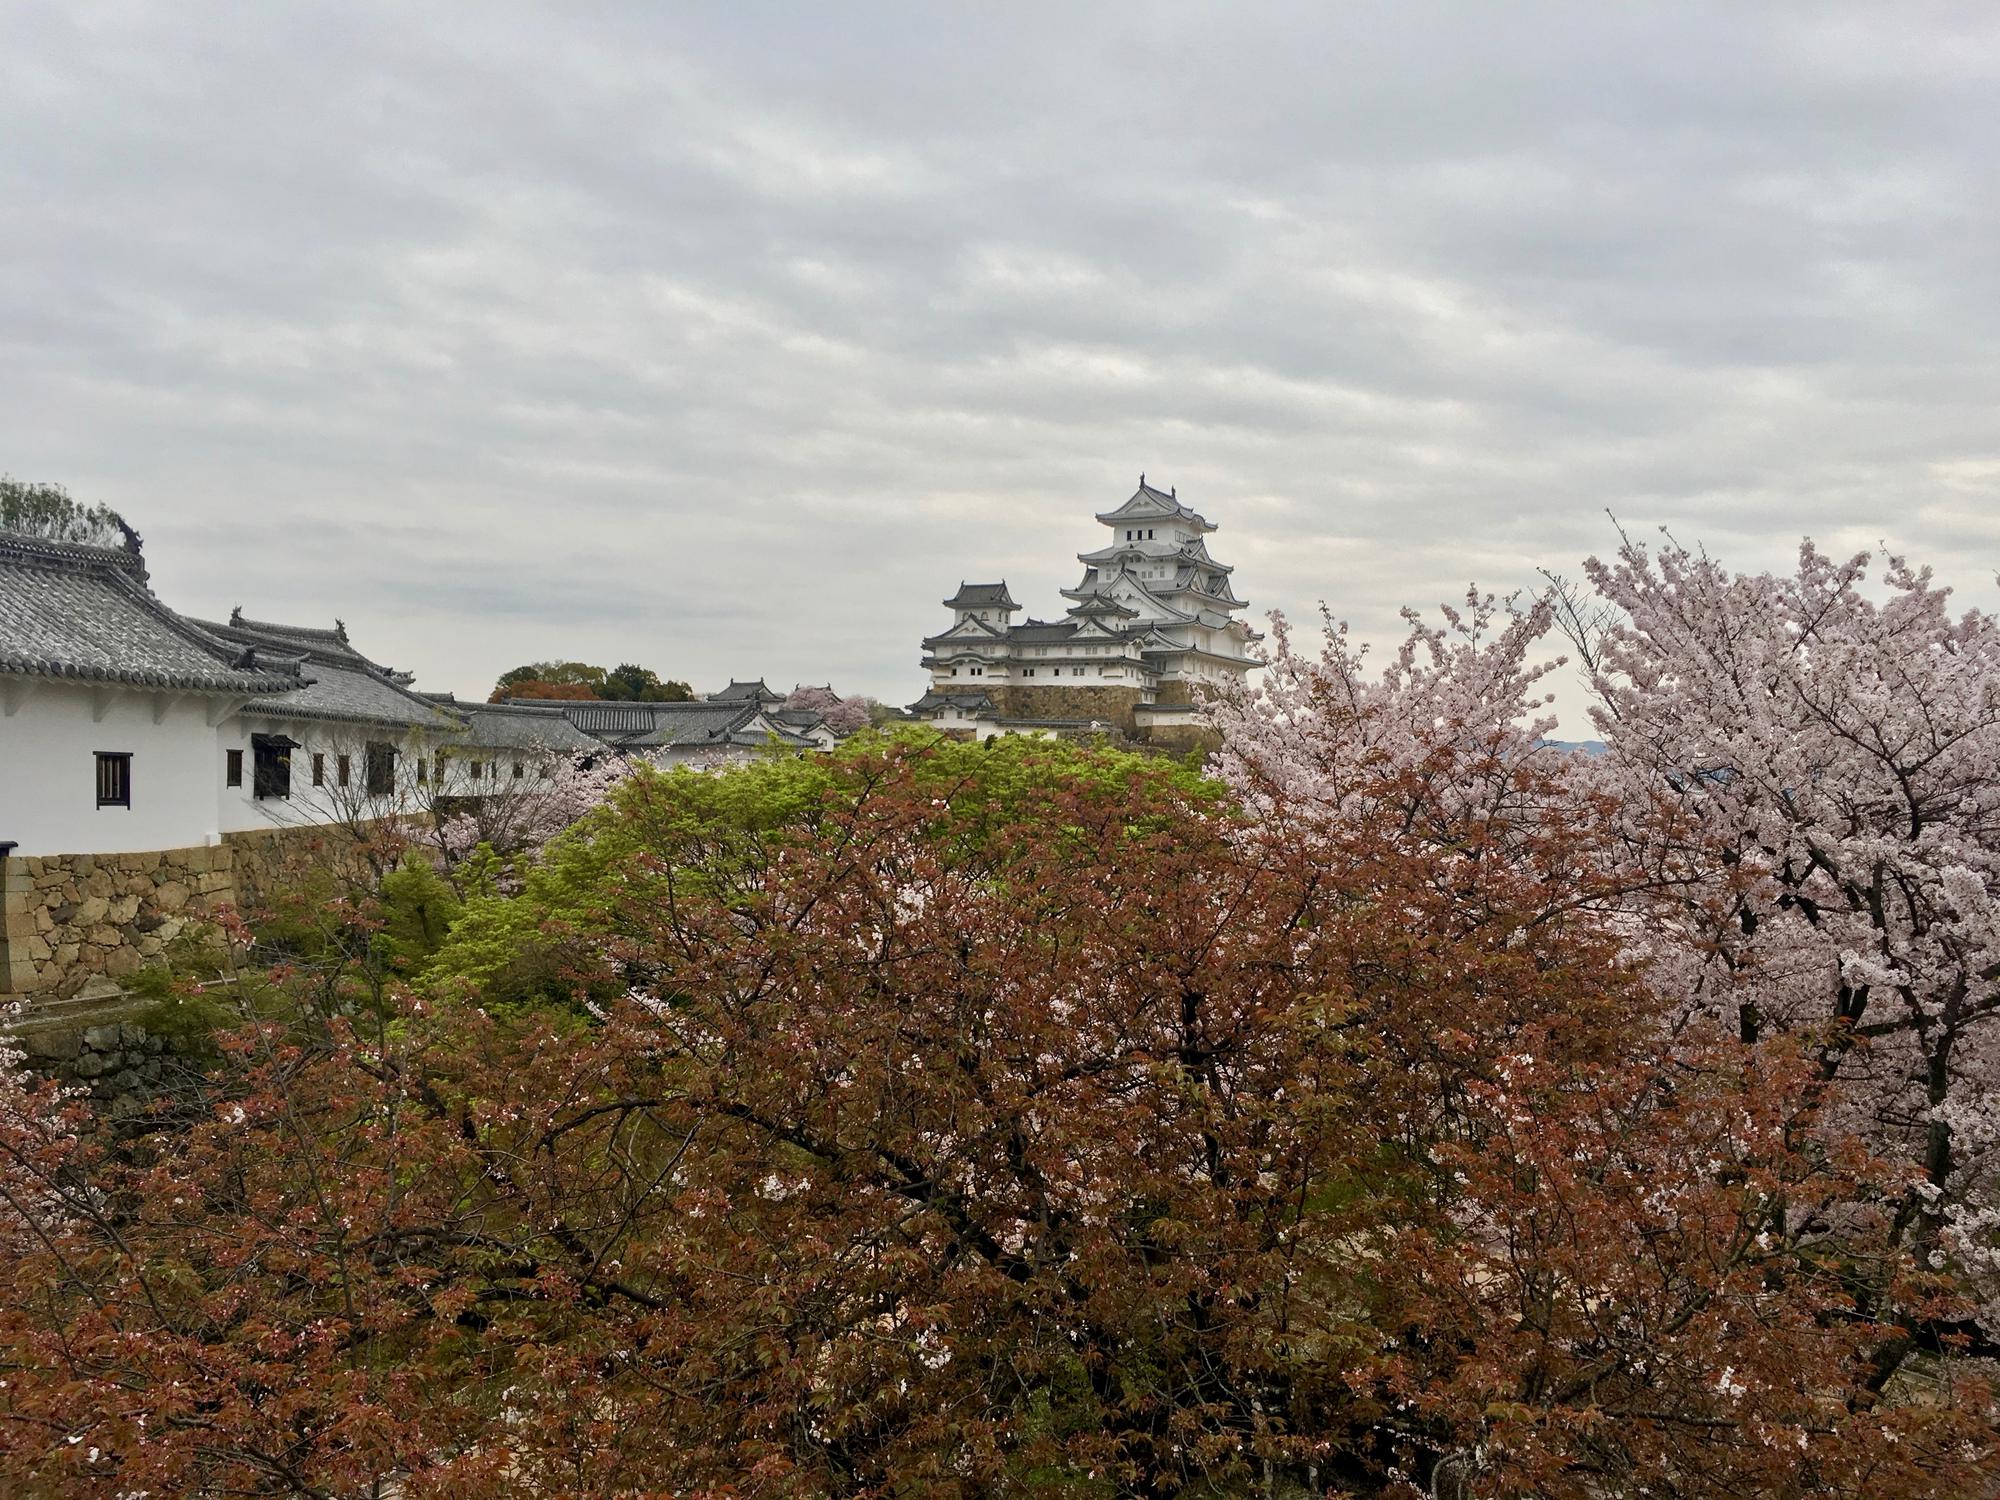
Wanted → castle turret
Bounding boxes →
[943,581,1019,630]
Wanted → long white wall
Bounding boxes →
[0,680,227,856]
[218,712,450,834]
[0,682,456,857]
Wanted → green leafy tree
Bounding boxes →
[490,661,693,703]
[0,477,130,547]
[602,662,693,702]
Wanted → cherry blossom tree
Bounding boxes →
[429,748,630,866]
[1576,535,2000,1329]
[784,683,870,736]
[0,1032,85,1255]
[1218,538,2000,1395]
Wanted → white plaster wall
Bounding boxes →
[0,680,226,856]
[217,716,446,834]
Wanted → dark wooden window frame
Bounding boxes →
[365,741,396,796]
[251,734,297,801]
[225,748,244,788]
[95,752,132,809]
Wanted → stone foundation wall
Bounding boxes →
[1,846,235,998]
[0,824,355,999]
[11,1008,181,1126]
[991,683,1143,729]
[1138,723,1221,756]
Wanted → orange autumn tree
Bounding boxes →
[0,735,1991,1497]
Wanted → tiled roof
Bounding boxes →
[710,678,783,704]
[909,689,999,715]
[236,660,462,730]
[1068,594,1139,618]
[944,581,1017,610]
[727,726,817,750]
[0,532,301,696]
[768,707,831,731]
[514,697,778,750]
[448,699,606,754]
[1005,622,1084,644]
[194,614,459,731]
[1094,478,1216,533]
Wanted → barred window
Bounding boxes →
[95,752,131,808]
[225,748,243,787]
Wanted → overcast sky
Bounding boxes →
[5,3,1997,725]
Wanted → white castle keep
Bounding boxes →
[910,477,1260,746]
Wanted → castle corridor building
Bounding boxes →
[911,479,1260,746]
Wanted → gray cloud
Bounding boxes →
[3,1,1997,726]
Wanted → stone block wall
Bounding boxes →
[1139,722,1221,756]
[12,1012,181,1125]
[0,846,237,998]
[990,683,1143,729]
[0,824,387,999]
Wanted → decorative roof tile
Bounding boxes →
[0,533,300,696]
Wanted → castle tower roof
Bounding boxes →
[1093,477,1216,534]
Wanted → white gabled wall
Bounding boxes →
[0,680,226,856]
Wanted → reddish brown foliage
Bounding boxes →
[0,740,1991,1497]
[489,678,598,702]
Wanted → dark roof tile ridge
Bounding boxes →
[0,530,148,575]
[102,569,307,694]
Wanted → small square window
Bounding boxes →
[512,760,524,779]
[225,748,243,787]
[470,760,483,781]
[95,752,131,808]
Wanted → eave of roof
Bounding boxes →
[0,533,304,696]
[943,581,1018,609]
[1092,480,1216,533]
[194,613,461,729]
